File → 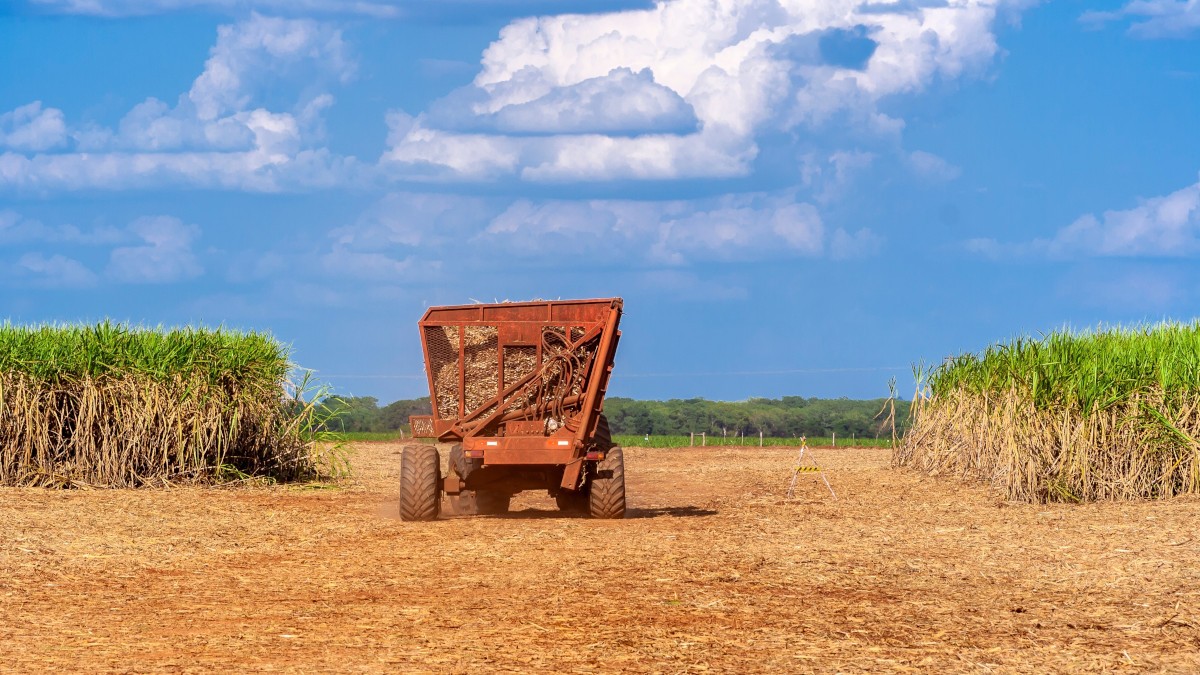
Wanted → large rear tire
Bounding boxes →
[588,446,626,519]
[399,445,441,521]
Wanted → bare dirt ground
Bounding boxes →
[2,443,1199,673]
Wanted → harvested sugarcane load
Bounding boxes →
[399,298,624,521]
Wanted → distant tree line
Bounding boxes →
[321,395,907,439]
[319,396,432,433]
[605,397,907,439]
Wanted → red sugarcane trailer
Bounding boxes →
[398,298,625,520]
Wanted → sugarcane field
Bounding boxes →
[2,316,1200,673]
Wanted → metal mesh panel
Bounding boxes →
[426,325,460,419]
[409,415,435,438]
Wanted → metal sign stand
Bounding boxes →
[786,436,837,500]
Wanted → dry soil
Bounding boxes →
[2,443,1198,673]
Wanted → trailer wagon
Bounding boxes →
[398,298,625,520]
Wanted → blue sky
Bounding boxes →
[2,0,1199,403]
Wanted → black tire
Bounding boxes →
[555,488,588,512]
[447,443,477,480]
[594,413,613,449]
[399,445,441,521]
[444,443,468,516]
[588,446,626,519]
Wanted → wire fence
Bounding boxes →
[341,430,893,448]
[613,434,892,449]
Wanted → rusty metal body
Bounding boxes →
[417,298,622,499]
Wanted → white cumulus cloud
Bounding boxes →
[1048,178,1200,257]
[908,150,961,183]
[0,14,356,193]
[319,248,439,282]
[830,225,885,259]
[25,0,652,19]
[0,102,68,152]
[385,0,1029,182]
[967,176,1200,259]
[106,216,204,283]
[330,191,500,250]
[0,210,124,245]
[476,192,881,264]
[188,14,353,121]
[319,190,880,274]
[1081,1,1200,39]
[15,253,98,288]
[431,67,699,135]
